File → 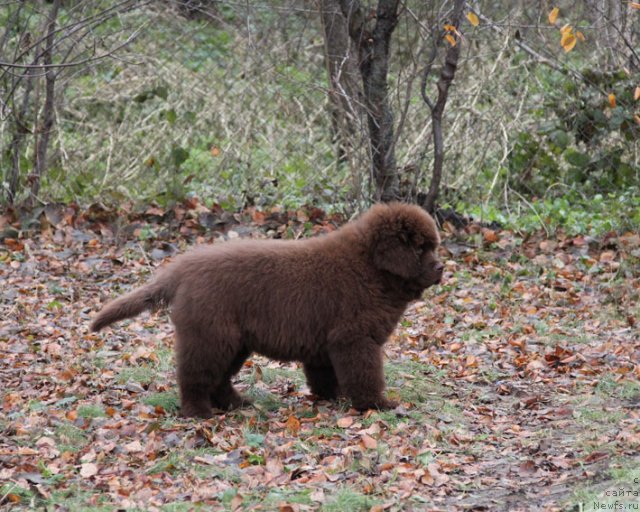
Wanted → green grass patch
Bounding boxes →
[194,464,242,484]
[0,482,35,504]
[218,488,313,511]
[162,501,208,511]
[55,423,90,452]
[77,404,106,419]
[323,488,382,512]
[155,348,175,373]
[1,482,113,510]
[574,404,625,427]
[244,365,304,387]
[310,426,346,439]
[259,488,313,507]
[595,375,640,401]
[245,389,283,412]
[44,486,113,510]
[143,392,180,414]
[28,400,46,412]
[243,431,265,448]
[146,452,186,475]
[117,366,157,385]
[384,360,447,408]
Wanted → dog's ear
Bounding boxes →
[373,230,421,280]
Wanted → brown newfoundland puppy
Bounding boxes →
[91,202,443,418]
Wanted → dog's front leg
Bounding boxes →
[303,360,340,400]
[328,339,398,411]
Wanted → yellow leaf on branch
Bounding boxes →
[608,93,616,108]
[444,24,463,38]
[561,29,577,52]
[445,33,457,46]
[548,7,560,24]
[560,24,571,34]
[467,12,479,27]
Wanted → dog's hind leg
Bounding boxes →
[210,347,252,410]
[175,325,243,418]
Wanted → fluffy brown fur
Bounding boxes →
[91,203,443,418]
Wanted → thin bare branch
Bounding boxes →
[422,0,464,213]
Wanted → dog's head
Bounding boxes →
[363,203,444,290]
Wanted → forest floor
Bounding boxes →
[1,201,639,511]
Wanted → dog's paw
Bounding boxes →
[181,403,213,419]
[308,387,339,401]
[374,398,399,410]
[352,397,399,411]
[212,390,253,411]
[228,394,253,409]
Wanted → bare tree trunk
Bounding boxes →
[31,0,61,205]
[603,0,622,68]
[621,4,639,71]
[3,4,31,204]
[421,0,464,214]
[319,0,362,166]
[8,67,36,204]
[339,0,400,202]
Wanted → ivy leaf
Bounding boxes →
[564,149,590,168]
[171,146,189,167]
[154,86,169,100]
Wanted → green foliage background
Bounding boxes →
[1,2,638,234]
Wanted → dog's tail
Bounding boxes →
[90,272,176,332]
